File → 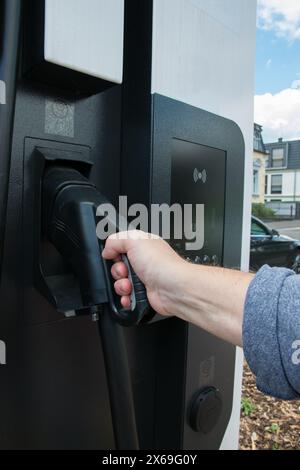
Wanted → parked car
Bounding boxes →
[250,216,300,272]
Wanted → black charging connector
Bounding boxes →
[42,165,151,326]
[42,164,153,450]
[43,166,108,308]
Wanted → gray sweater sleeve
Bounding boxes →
[243,265,300,400]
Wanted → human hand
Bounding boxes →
[102,230,186,316]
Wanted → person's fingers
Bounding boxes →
[114,278,132,296]
[102,232,135,260]
[121,295,131,309]
[102,230,159,260]
[111,261,128,280]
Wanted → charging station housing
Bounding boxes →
[0,0,257,450]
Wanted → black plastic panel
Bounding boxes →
[171,139,226,264]
[0,81,121,449]
[150,94,244,449]
[151,94,245,271]
[121,94,245,449]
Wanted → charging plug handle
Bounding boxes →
[43,166,151,325]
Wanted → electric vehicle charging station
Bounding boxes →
[0,0,257,450]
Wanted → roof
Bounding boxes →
[265,139,300,170]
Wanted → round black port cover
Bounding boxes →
[188,386,222,434]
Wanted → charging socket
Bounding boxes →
[24,139,93,317]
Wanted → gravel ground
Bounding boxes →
[239,362,300,450]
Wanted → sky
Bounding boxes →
[255,0,300,143]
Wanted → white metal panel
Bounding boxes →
[44,0,124,83]
[152,0,257,449]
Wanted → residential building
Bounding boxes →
[265,138,300,202]
[252,123,267,203]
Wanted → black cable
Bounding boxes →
[0,0,22,280]
[96,305,139,450]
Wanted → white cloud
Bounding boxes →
[257,0,300,41]
[291,80,300,89]
[255,88,300,142]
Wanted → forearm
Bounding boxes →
[104,231,300,399]
[103,231,254,347]
[164,261,254,347]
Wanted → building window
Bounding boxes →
[265,175,268,194]
[271,174,282,194]
[271,148,284,168]
[253,169,259,195]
